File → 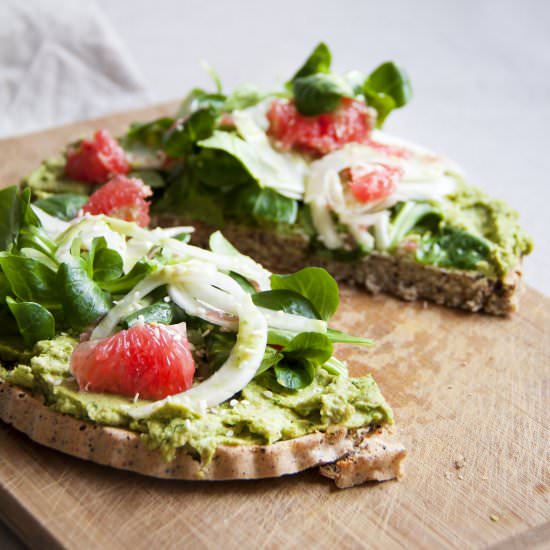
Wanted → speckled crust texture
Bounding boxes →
[154,216,522,316]
[0,380,405,485]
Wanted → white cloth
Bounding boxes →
[0,0,149,138]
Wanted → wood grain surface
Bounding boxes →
[0,107,548,550]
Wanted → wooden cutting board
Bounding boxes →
[0,106,548,550]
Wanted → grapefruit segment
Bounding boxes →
[71,322,196,401]
[266,98,374,156]
[65,129,130,183]
[82,175,152,227]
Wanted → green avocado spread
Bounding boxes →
[440,184,533,276]
[0,337,393,464]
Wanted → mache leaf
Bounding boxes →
[271,267,339,321]
[291,42,332,82]
[6,297,55,346]
[292,73,353,116]
[57,262,112,331]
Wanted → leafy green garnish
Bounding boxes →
[6,297,55,346]
[0,254,58,308]
[291,42,332,82]
[0,187,23,251]
[98,260,155,294]
[388,202,441,249]
[123,302,173,328]
[416,228,491,271]
[326,329,375,347]
[234,185,298,225]
[34,194,88,221]
[252,289,319,318]
[274,363,315,390]
[271,267,339,321]
[283,331,333,364]
[86,237,124,282]
[57,262,112,331]
[292,73,353,116]
[163,108,217,157]
[363,62,412,126]
[223,84,266,112]
[274,332,333,390]
[123,118,174,151]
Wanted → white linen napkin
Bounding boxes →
[0,0,149,138]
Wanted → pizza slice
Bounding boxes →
[23,43,533,314]
[0,185,404,487]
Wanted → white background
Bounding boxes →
[1,0,549,547]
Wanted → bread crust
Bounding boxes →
[0,380,405,485]
[154,216,522,316]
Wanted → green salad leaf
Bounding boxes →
[163,108,217,157]
[57,262,112,331]
[177,88,226,118]
[0,254,58,308]
[274,363,315,390]
[283,332,333,364]
[271,267,339,321]
[291,42,332,82]
[273,332,333,390]
[234,185,298,225]
[6,297,55,346]
[123,302,173,328]
[363,62,412,126]
[326,329,375,347]
[416,228,491,271]
[223,84,266,112]
[292,73,353,116]
[123,118,174,150]
[34,194,88,221]
[252,289,319,318]
[98,260,155,294]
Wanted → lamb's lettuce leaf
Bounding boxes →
[252,289,319,318]
[6,298,55,346]
[416,228,491,271]
[57,261,112,331]
[123,302,173,328]
[34,194,87,221]
[292,73,353,116]
[0,254,58,308]
[363,62,412,126]
[291,42,332,82]
[163,108,217,157]
[271,267,339,321]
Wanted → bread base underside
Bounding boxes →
[156,217,522,316]
[0,380,406,487]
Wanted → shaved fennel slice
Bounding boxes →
[310,200,343,249]
[91,272,167,340]
[172,276,327,334]
[162,238,271,290]
[127,272,268,417]
[31,206,70,238]
[257,307,327,334]
[168,284,237,330]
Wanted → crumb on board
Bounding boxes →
[454,455,466,469]
[490,514,499,522]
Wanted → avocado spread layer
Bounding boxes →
[0,337,392,463]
